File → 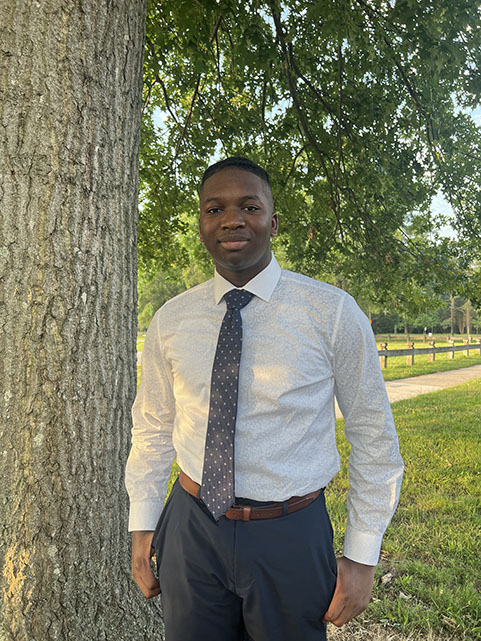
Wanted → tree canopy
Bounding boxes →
[139,0,481,314]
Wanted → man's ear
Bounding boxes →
[271,213,279,238]
[198,220,204,243]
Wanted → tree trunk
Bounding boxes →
[450,297,455,336]
[457,312,465,334]
[0,2,163,639]
[465,299,471,337]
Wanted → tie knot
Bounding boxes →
[224,289,253,311]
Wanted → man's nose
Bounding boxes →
[221,207,245,228]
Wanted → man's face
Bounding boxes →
[198,168,278,286]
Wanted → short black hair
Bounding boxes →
[200,156,272,192]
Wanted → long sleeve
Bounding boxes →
[332,293,404,565]
[125,311,176,531]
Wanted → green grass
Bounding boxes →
[380,352,481,381]
[136,333,146,352]
[328,379,481,639]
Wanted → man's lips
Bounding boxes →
[218,236,249,250]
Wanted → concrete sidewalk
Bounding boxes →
[335,364,481,418]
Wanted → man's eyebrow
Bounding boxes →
[203,194,263,204]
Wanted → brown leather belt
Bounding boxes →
[179,470,321,521]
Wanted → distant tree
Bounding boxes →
[462,299,472,335]
[138,270,185,330]
[410,310,444,333]
[371,312,401,335]
[439,295,471,335]
[472,313,481,335]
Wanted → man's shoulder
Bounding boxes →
[279,269,369,340]
[279,268,349,303]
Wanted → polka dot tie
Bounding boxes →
[200,289,253,520]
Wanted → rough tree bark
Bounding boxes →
[0,1,163,639]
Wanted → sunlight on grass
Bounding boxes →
[381,352,481,381]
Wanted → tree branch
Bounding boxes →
[144,36,181,126]
[287,47,354,141]
[170,15,223,166]
[269,1,345,238]
[197,93,229,156]
[280,143,309,191]
[359,4,476,235]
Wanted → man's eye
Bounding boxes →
[206,207,221,214]
[243,206,260,212]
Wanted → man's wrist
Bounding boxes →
[342,555,375,568]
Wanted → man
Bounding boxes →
[126,157,403,641]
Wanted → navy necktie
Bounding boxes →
[200,289,253,520]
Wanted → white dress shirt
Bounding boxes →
[125,255,403,565]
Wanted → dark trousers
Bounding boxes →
[152,479,337,641]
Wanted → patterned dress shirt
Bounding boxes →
[125,255,404,565]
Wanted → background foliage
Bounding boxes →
[139,0,481,317]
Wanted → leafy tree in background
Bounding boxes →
[369,294,480,335]
[409,309,443,333]
[138,264,211,330]
[472,315,481,334]
[139,0,481,316]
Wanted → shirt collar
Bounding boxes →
[213,254,282,304]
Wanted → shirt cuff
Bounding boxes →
[128,500,164,532]
[343,525,383,566]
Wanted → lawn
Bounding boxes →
[380,351,481,381]
[328,379,481,640]
[136,333,146,352]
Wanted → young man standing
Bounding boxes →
[126,157,403,641]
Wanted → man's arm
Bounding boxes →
[131,531,160,599]
[125,311,176,595]
[327,293,403,623]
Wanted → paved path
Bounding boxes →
[335,364,481,418]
